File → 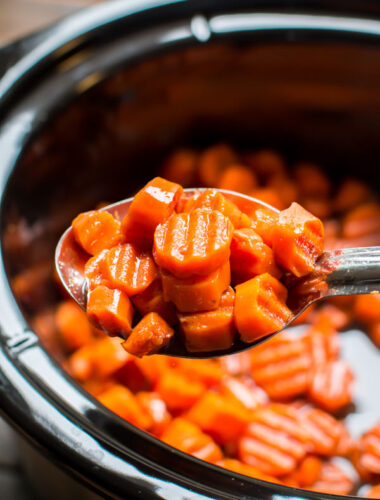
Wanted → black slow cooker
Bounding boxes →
[2,1,380,499]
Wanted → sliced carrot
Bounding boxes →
[294,456,323,487]
[335,178,373,213]
[154,208,233,277]
[161,260,230,313]
[134,355,171,386]
[311,303,351,331]
[366,485,380,498]
[220,352,252,376]
[84,249,110,290]
[56,300,93,351]
[354,422,380,481]
[123,312,174,357]
[175,358,223,387]
[230,228,281,284]
[178,286,236,352]
[272,202,324,277]
[306,461,353,495]
[304,316,339,368]
[245,150,286,181]
[131,280,176,325]
[103,243,157,296]
[121,177,183,248]
[342,202,380,239]
[268,176,298,208]
[217,458,279,483]
[217,165,257,194]
[294,163,331,198]
[234,273,293,343]
[135,392,172,436]
[160,149,198,187]
[249,188,285,210]
[354,293,380,324]
[220,376,268,411]
[156,369,205,411]
[87,285,134,338]
[72,210,122,255]
[300,197,332,221]
[250,207,278,247]
[198,143,237,186]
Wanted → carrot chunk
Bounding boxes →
[306,461,353,495]
[272,202,324,277]
[178,286,236,352]
[234,274,293,343]
[121,177,183,248]
[198,143,237,186]
[175,358,223,387]
[84,249,110,290]
[123,312,174,357]
[294,456,323,487]
[72,210,122,255]
[87,285,134,338]
[294,163,331,198]
[217,458,280,483]
[335,178,373,213]
[354,293,380,324]
[220,376,268,411]
[217,165,257,194]
[160,149,198,187]
[354,421,380,481]
[245,150,286,181]
[103,243,157,296]
[131,280,176,325]
[56,300,93,351]
[156,370,205,411]
[250,207,278,247]
[161,260,230,313]
[342,202,380,240]
[135,392,171,436]
[154,208,233,277]
[366,485,380,498]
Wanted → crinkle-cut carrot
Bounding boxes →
[249,188,285,210]
[293,456,323,487]
[370,322,380,348]
[134,355,171,386]
[216,165,257,194]
[335,178,373,213]
[186,392,251,445]
[56,300,93,351]
[160,149,198,187]
[131,280,176,325]
[354,422,380,481]
[135,392,171,436]
[161,260,230,313]
[234,274,293,343]
[220,352,252,376]
[84,249,111,290]
[304,317,339,367]
[198,143,237,186]
[217,458,280,483]
[354,293,380,325]
[306,461,353,495]
[103,243,157,296]
[300,197,332,221]
[308,360,354,413]
[161,418,223,463]
[175,358,223,387]
[156,369,205,411]
[98,384,152,430]
[221,376,268,411]
[123,312,174,357]
[250,207,278,247]
[177,286,235,352]
[272,202,324,277]
[87,286,134,338]
[366,485,380,498]
[245,150,286,181]
[294,163,331,198]
[154,208,233,277]
[311,303,351,331]
[121,177,183,248]
[342,203,380,239]
[230,228,281,284]
[268,176,298,208]
[72,210,122,255]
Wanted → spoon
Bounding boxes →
[55,189,380,359]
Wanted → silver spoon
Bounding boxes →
[55,189,380,358]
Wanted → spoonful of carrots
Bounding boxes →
[55,177,380,358]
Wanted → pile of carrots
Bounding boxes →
[15,144,380,497]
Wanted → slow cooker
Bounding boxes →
[2,1,380,498]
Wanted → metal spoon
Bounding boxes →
[55,189,380,358]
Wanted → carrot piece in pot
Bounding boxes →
[123,312,174,357]
[84,249,110,290]
[198,143,237,186]
[217,165,257,194]
[250,207,278,247]
[56,300,93,351]
[217,458,280,483]
[131,279,177,325]
[72,210,122,255]
[135,392,172,436]
[156,370,206,411]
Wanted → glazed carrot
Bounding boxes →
[217,165,257,194]
[234,274,293,343]
[354,422,380,481]
[135,392,171,436]
[311,303,351,331]
[335,178,373,213]
[354,293,380,325]
[268,176,298,208]
[131,280,176,325]
[175,358,223,387]
[84,249,110,290]
[121,177,183,248]
[177,286,235,352]
[161,260,230,313]
[304,317,339,367]
[123,312,174,357]
[306,461,353,495]
[156,370,205,411]
[220,352,252,376]
[134,355,171,386]
[294,163,331,198]
[186,392,251,444]
[72,210,122,255]
[221,376,268,411]
[98,384,152,430]
[366,485,380,498]
[154,209,233,277]
[230,228,281,284]
[249,188,285,210]
[87,285,134,337]
[245,150,286,181]
[160,149,198,187]
[272,202,324,277]
[56,300,93,351]
[198,143,237,186]
[161,418,223,463]
[103,243,157,296]
[217,458,280,483]
[294,456,323,487]
[250,207,278,247]
[342,202,380,239]
[300,197,332,221]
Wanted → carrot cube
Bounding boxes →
[72,210,122,255]
[156,370,205,411]
[84,249,110,290]
[198,143,237,186]
[175,358,223,387]
[217,165,257,194]
[131,280,176,325]
[354,293,380,324]
[56,300,93,351]
[135,392,171,436]
[250,207,278,247]
[123,312,174,357]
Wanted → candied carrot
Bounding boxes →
[366,485,380,498]
[354,293,380,325]
[72,210,122,255]
[160,149,198,187]
[123,312,174,357]
[198,143,237,186]
[131,280,176,325]
[56,300,93,351]
[306,461,353,495]
[156,370,205,411]
[250,207,278,247]
[221,376,268,411]
[135,392,171,436]
[342,202,380,239]
[245,150,286,181]
[268,176,298,208]
[294,163,331,198]
[84,249,110,290]
[121,177,183,248]
[175,358,223,387]
[249,188,285,210]
[295,456,323,487]
[217,165,257,194]
[335,178,373,213]
[217,458,280,483]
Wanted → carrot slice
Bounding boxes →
[217,165,257,194]
[123,312,174,357]
[354,293,380,324]
[103,243,157,296]
[306,461,353,495]
[121,177,183,248]
[198,143,237,186]
[366,485,380,498]
[154,208,233,277]
[294,456,323,487]
[220,376,268,411]
[235,274,293,343]
[135,392,171,436]
[161,260,230,313]
[217,458,280,483]
[160,149,198,187]
[245,150,286,181]
[354,422,380,481]
[272,202,324,277]
[249,207,278,247]
[249,188,285,210]
[87,285,134,338]
[294,163,331,198]
[335,178,373,213]
[156,370,205,411]
[131,280,176,325]
[72,210,122,255]
[342,202,380,239]
[56,300,93,351]
[230,228,281,284]
[178,286,236,352]
[175,358,223,387]
[84,249,110,290]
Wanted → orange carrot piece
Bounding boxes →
[294,163,331,198]
[221,376,268,411]
[250,207,278,247]
[295,456,323,487]
[160,149,198,187]
[245,150,286,181]
[342,202,380,239]
[154,208,233,277]
[134,355,171,386]
[135,392,171,436]
[354,293,380,324]
[56,300,93,351]
[72,210,122,255]
[156,370,205,411]
[268,176,298,208]
[217,458,280,483]
[354,422,380,481]
[198,143,237,186]
[234,274,293,343]
[121,177,183,248]
[123,312,174,357]
[161,260,230,313]
[249,188,285,211]
[103,243,157,296]
[131,280,176,325]
[217,165,257,194]
[306,461,353,495]
[98,384,152,430]
[84,249,110,290]
[178,286,236,352]
[87,285,134,338]
[300,197,332,221]
[175,358,223,387]
[220,352,252,376]
[366,485,380,498]
[230,228,281,284]
[272,202,324,277]
[335,178,373,213]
